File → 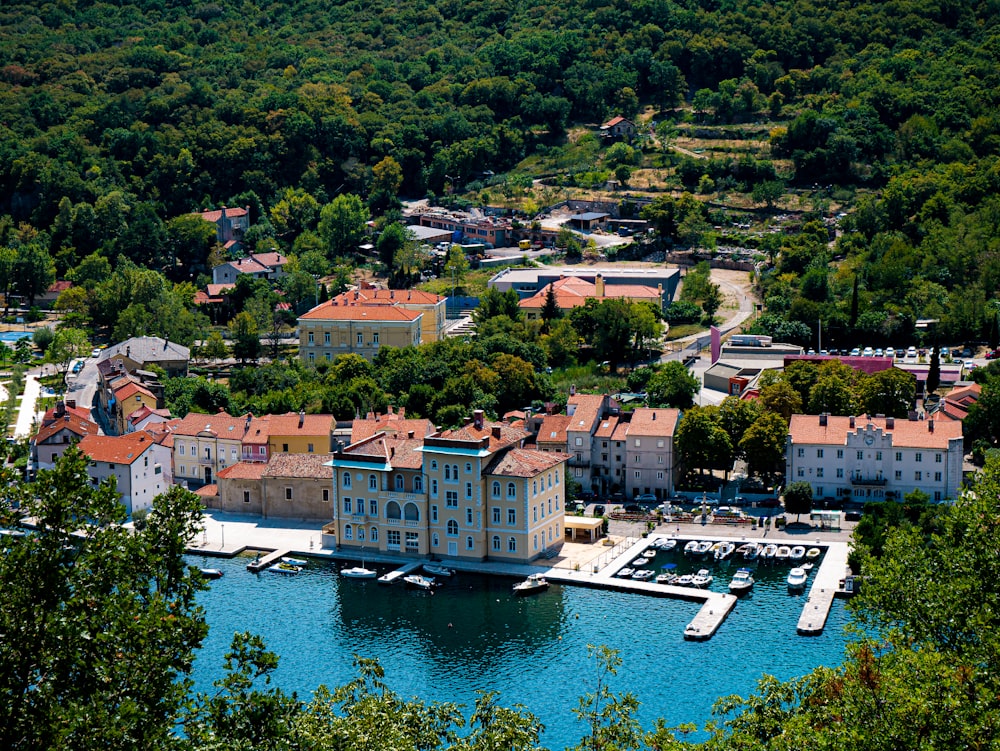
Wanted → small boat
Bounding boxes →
[632,557,648,566]
[674,574,694,586]
[423,564,455,577]
[714,541,735,561]
[282,556,307,567]
[512,573,549,595]
[789,546,806,562]
[403,574,438,590]
[655,573,677,584]
[735,543,752,556]
[806,547,821,560]
[684,540,700,556]
[642,549,657,558]
[617,568,635,578]
[762,543,778,560]
[801,562,814,571]
[377,573,397,584]
[199,568,224,580]
[775,546,791,563]
[695,540,713,557]
[341,565,377,579]
[268,562,302,575]
[742,543,760,561]
[709,541,724,556]
[728,568,754,594]
[787,567,808,590]
[691,569,713,588]
[658,539,677,552]
[631,569,655,580]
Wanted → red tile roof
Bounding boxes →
[594,415,619,439]
[789,414,962,448]
[266,412,334,437]
[200,206,249,223]
[299,301,422,321]
[537,414,572,445]
[626,408,680,438]
[485,448,570,477]
[332,288,443,306]
[434,420,528,452]
[195,484,218,498]
[34,412,99,444]
[351,415,434,443]
[114,380,156,402]
[216,462,267,481]
[566,393,605,434]
[172,411,253,439]
[263,453,335,479]
[519,276,660,311]
[78,433,156,465]
[251,252,287,268]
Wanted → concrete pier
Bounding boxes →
[246,548,289,573]
[797,541,850,635]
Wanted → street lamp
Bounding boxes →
[221,523,225,549]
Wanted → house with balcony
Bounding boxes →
[198,205,250,249]
[786,413,964,503]
[171,411,254,488]
[31,401,100,471]
[77,432,167,515]
[623,408,681,498]
[211,251,289,285]
[328,410,568,563]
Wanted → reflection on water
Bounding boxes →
[191,552,855,749]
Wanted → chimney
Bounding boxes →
[849,416,855,428]
[595,273,605,297]
[55,400,65,417]
[387,405,394,415]
[407,430,414,439]
[492,425,502,439]
[569,384,576,396]
[298,409,305,428]
[66,399,75,409]
[399,407,405,418]
[652,411,656,420]
[126,345,130,358]
[473,410,485,429]
[929,420,934,432]
[819,413,827,426]
[390,446,395,458]
[886,416,894,429]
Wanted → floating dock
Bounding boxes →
[797,541,850,635]
[247,549,289,573]
[376,561,422,583]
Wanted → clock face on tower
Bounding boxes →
[864,435,874,446]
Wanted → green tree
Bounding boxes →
[443,245,470,295]
[13,243,56,307]
[202,331,229,364]
[474,287,522,324]
[926,346,941,394]
[229,311,261,364]
[860,368,915,418]
[539,283,561,332]
[572,645,642,751]
[759,380,802,421]
[318,193,370,259]
[783,480,813,521]
[740,411,788,478]
[0,450,207,750]
[646,361,698,408]
[676,405,733,476]
[44,326,90,388]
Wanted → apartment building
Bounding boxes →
[298,301,422,363]
[77,432,167,515]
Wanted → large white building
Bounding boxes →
[77,432,167,515]
[786,414,964,503]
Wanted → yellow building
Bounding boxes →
[298,300,422,362]
[265,411,335,455]
[329,411,569,563]
[111,379,159,437]
[332,287,447,344]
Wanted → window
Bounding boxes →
[492,507,501,523]
[875,451,882,461]
[284,487,292,500]
[307,443,314,453]
[507,482,516,498]
[934,491,942,501]
[370,527,378,542]
[308,352,315,363]
[444,464,451,480]
[934,471,942,481]
[507,508,516,525]
[431,479,438,495]
[916,452,923,463]
[857,451,864,460]
[533,507,538,523]
[915,471,922,481]
[258,446,265,456]
[465,482,472,499]
[576,437,583,446]
[344,524,352,540]
[343,472,352,488]
[388,530,400,547]
[356,332,363,345]
[836,468,844,478]
[532,480,537,496]
[508,537,516,552]
[372,332,379,345]
[432,533,439,547]
[430,461,438,471]
[357,527,364,541]
[634,470,640,479]
[816,487,823,496]
[282,443,288,453]
[395,474,404,491]
[344,497,352,513]
[895,470,902,480]
[492,535,501,551]
[817,449,824,458]
[555,473,559,485]
[797,448,804,458]
[308,332,314,344]
[368,474,377,490]
[935,453,942,463]
[369,499,377,516]
[466,507,473,525]
[323,488,329,502]
[816,468,824,478]
[634,438,641,448]
[797,468,804,477]
[447,519,458,536]
[243,491,250,504]
[895,452,902,461]
[446,491,458,508]
[414,476,423,492]
[179,445,186,456]
[431,505,438,522]
[492,481,500,498]
[466,536,473,550]
[465,462,472,473]
[533,534,538,551]
[657,439,664,448]
[657,455,663,464]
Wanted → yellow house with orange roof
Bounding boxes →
[112,379,159,437]
[298,298,423,362]
[266,411,335,455]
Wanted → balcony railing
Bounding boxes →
[385,491,424,503]
[385,518,421,527]
[850,475,887,486]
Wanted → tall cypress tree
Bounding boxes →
[927,346,940,395]
[539,284,561,332]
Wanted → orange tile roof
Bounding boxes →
[789,414,962,448]
[172,411,252,439]
[263,453,334,479]
[251,252,287,268]
[610,420,631,441]
[34,413,99,444]
[435,420,528,452]
[78,433,156,465]
[946,383,981,405]
[199,206,249,223]
[298,301,422,321]
[341,434,426,469]
[626,408,680,437]
[593,415,619,438]
[567,393,605,434]
[351,416,434,443]
[519,277,660,310]
[216,462,268,481]
[485,448,571,477]
[114,380,156,402]
[206,283,235,296]
[266,412,334,437]
[41,404,92,424]
[242,417,271,445]
[332,289,443,306]
[537,414,572,445]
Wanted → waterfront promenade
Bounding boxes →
[189,509,854,641]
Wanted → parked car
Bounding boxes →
[907,346,918,358]
[885,347,896,358]
[850,347,861,356]
[90,348,101,358]
[862,346,874,357]
[635,493,658,505]
[593,504,605,516]
[623,504,642,514]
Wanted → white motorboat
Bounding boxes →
[806,547,822,561]
[789,546,806,562]
[617,567,635,578]
[423,564,455,577]
[709,541,723,556]
[762,543,778,560]
[674,574,694,586]
[199,568,224,580]
[341,565,377,579]
[691,569,713,588]
[631,569,655,580]
[377,573,397,584]
[655,573,677,584]
[404,574,438,590]
[632,557,648,566]
[742,542,760,561]
[281,556,307,567]
[684,540,700,556]
[658,539,677,552]
[714,541,736,561]
[642,549,657,558]
[512,573,549,595]
[728,568,754,594]
[787,567,808,590]
[695,540,713,557]
[775,545,791,563]
[268,562,302,575]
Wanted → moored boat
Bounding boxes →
[691,569,714,588]
[684,540,700,556]
[631,568,655,580]
[695,540,713,557]
[423,564,455,577]
[787,567,808,590]
[806,547,821,560]
[728,568,754,594]
[655,573,677,584]
[659,539,677,552]
[268,562,302,575]
[632,557,648,566]
[341,565,377,579]
[789,546,806,562]
[674,574,694,586]
[642,549,657,558]
[742,542,760,561]
[714,541,736,561]
[199,567,224,579]
[512,573,549,595]
[403,574,438,590]
[762,543,778,560]
[282,556,307,567]
[617,567,635,578]
[775,545,791,562]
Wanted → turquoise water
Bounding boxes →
[189,550,854,749]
